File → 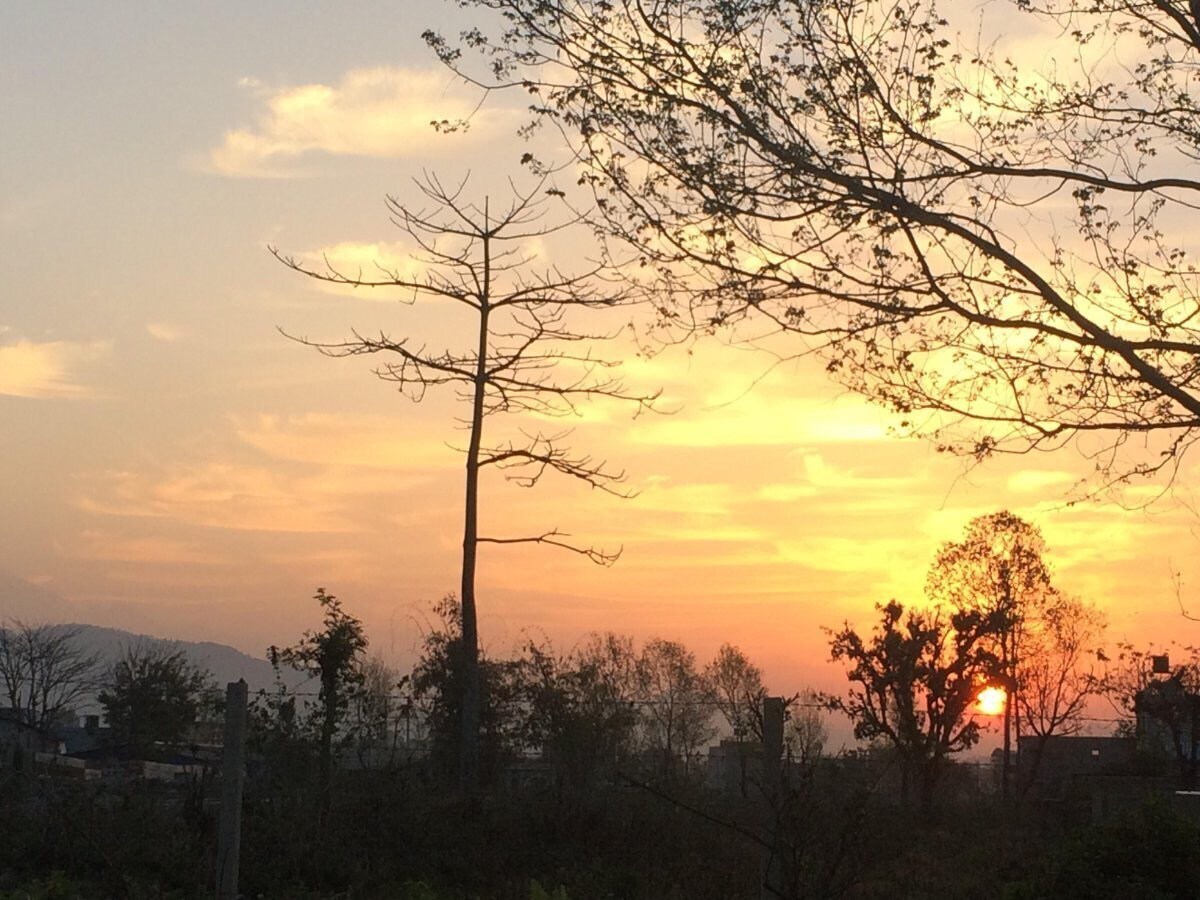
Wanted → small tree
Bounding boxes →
[99,642,216,757]
[275,175,657,788]
[634,638,715,779]
[827,600,1007,815]
[350,654,407,768]
[0,620,100,733]
[270,588,367,816]
[1017,593,1105,790]
[517,631,639,789]
[705,643,767,742]
[410,595,523,784]
[784,694,828,767]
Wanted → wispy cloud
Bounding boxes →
[0,339,108,399]
[145,322,184,343]
[76,462,362,534]
[204,67,495,178]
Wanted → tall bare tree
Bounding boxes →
[430,0,1200,490]
[274,175,656,788]
[0,620,100,733]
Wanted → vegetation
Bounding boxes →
[0,622,100,733]
[98,641,218,757]
[431,0,1200,490]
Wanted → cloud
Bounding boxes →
[205,67,494,177]
[146,322,184,343]
[234,413,449,470]
[0,339,108,398]
[76,462,362,534]
[286,241,427,299]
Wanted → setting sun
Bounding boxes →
[976,686,1007,716]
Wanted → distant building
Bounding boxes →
[1017,734,1136,796]
[705,739,763,796]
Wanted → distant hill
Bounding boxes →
[61,623,303,694]
[0,570,311,694]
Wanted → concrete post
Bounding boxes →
[216,679,248,900]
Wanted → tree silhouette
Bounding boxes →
[927,512,1103,795]
[430,0,1200,489]
[274,175,657,788]
[269,588,368,817]
[0,620,100,734]
[99,641,216,757]
[827,600,1007,815]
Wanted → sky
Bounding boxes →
[3,1,1200,716]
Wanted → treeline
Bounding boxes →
[250,592,824,793]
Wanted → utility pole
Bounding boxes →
[216,680,248,900]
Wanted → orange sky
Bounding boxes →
[3,2,1200,725]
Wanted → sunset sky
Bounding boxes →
[4,1,1200,713]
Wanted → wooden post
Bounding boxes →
[761,696,785,900]
[216,680,248,900]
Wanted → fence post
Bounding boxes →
[216,679,248,900]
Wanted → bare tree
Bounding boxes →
[0,620,100,733]
[430,0,1200,490]
[1017,593,1105,790]
[274,175,657,788]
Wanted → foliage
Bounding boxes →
[1034,798,1200,899]
[269,588,368,810]
[633,638,715,779]
[927,512,1103,788]
[517,632,640,788]
[98,641,216,755]
[827,600,1008,813]
[783,694,828,766]
[0,621,100,734]
[704,643,766,742]
[432,0,1200,491]
[411,595,523,785]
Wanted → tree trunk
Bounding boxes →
[458,223,491,792]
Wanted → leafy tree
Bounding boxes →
[270,588,368,814]
[275,177,657,788]
[827,600,1007,815]
[928,512,1103,793]
[517,632,640,789]
[0,620,100,733]
[704,643,766,742]
[431,0,1200,490]
[634,638,715,779]
[410,595,523,784]
[99,641,216,756]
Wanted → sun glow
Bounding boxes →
[976,686,1007,716]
